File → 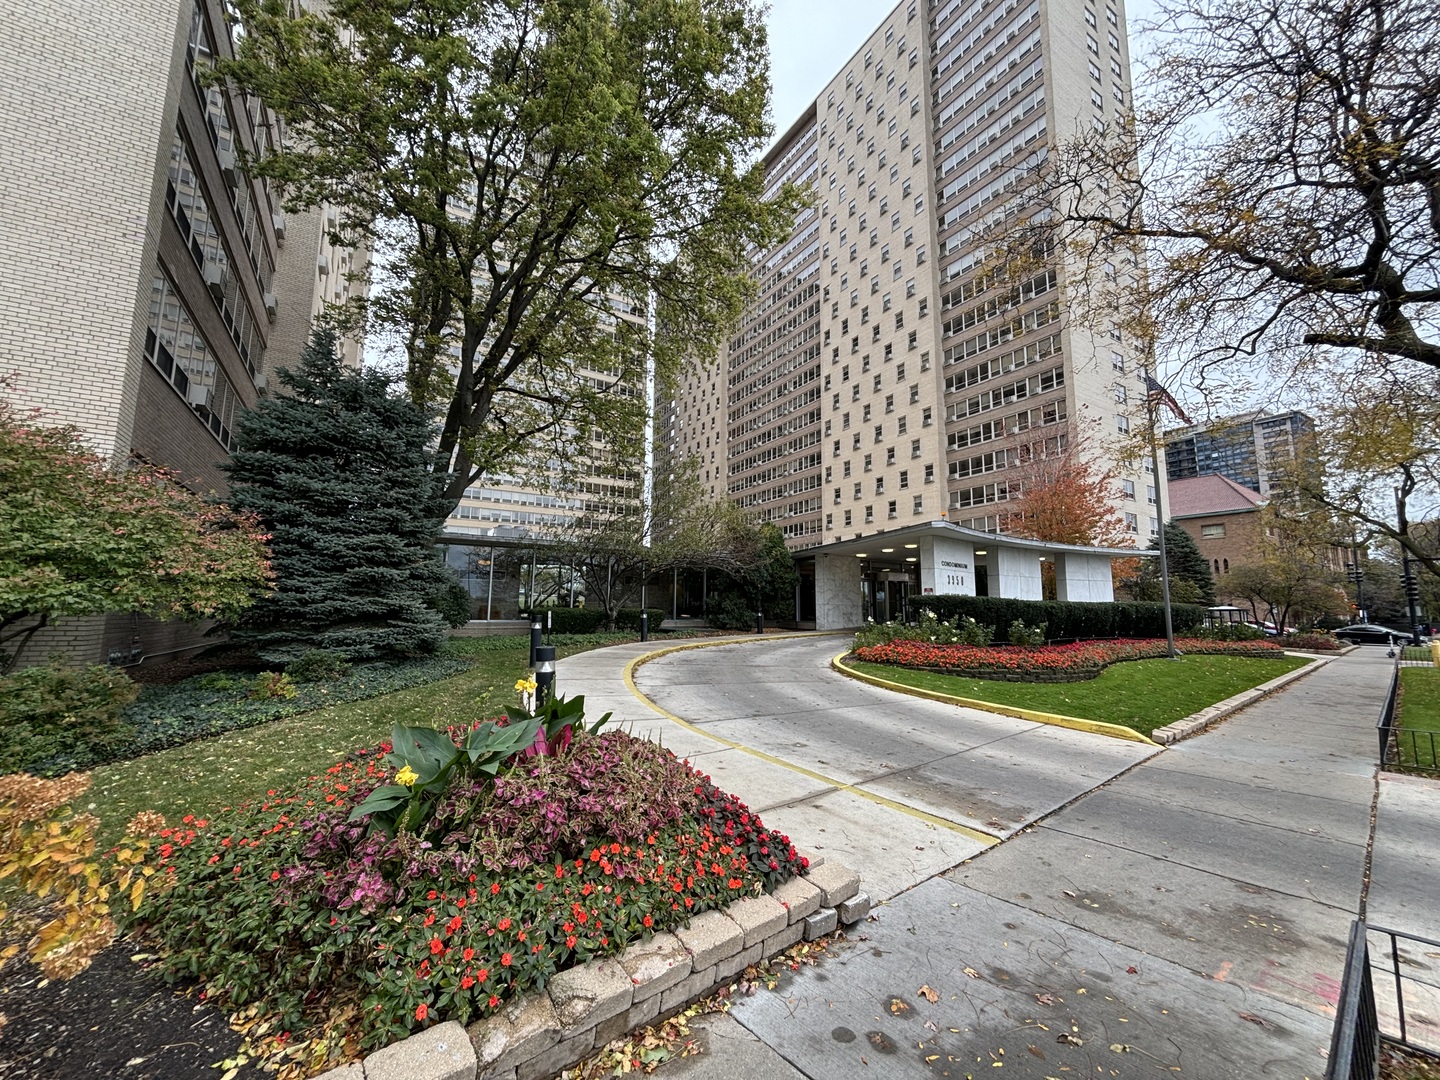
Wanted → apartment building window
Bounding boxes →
[826,513,833,530]
[924,463,935,482]
[915,245,926,264]
[874,424,884,443]
[872,374,882,391]
[1085,7,1097,26]
[1108,8,1119,24]
[834,439,841,456]
[1111,58,1123,76]
[854,433,862,449]
[898,416,908,434]
[873,326,882,342]
[1113,85,1126,105]
[1124,512,1139,533]
[1151,517,1161,536]
[863,453,873,471]
[912,438,922,457]
[908,330,918,350]
[1089,60,1101,80]
[876,478,885,495]
[885,393,895,413]
[1114,384,1128,404]
[865,506,875,524]
[896,362,906,380]
[909,384,920,404]
[906,278,916,297]
[894,262,904,279]
[884,343,894,361]
[1117,415,1131,433]
[881,243,890,262]
[885,500,896,519]
[894,311,904,330]
[898,469,908,488]
[145,272,240,451]
[854,483,863,498]
[1201,524,1227,538]
[923,407,933,426]
[1147,485,1157,504]
[843,460,852,478]
[1091,89,1105,111]
[1111,351,1125,372]
[842,363,850,381]
[882,293,892,311]
[1110,322,1123,341]
[1088,34,1099,53]
[844,510,852,527]
[1121,479,1136,498]
[833,487,842,504]
[888,448,898,467]
[1109,31,1120,49]
[843,411,851,429]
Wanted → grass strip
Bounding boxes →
[1397,667,1440,772]
[846,653,1310,737]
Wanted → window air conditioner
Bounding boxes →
[216,147,238,187]
[272,211,286,243]
[186,383,213,409]
[203,261,225,297]
[317,254,328,276]
[263,291,277,320]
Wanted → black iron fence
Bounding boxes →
[1328,920,1440,1080]
[1378,651,1440,777]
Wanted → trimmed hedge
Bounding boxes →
[537,607,606,634]
[615,607,667,633]
[905,595,1205,642]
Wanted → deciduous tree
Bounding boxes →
[1022,0,1440,397]
[221,0,796,499]
[0,393,270,672]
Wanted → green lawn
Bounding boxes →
[1397,667,1440,772]
[847,653,1312,737]
[84,639,605,847]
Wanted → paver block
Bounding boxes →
[674,910,744,969]
[805,861,859,908]
[367,1021,476,1080]
[761,919,804,956]
[621,932,692,1002]
[727,893,788,947]
[310,1065,364,1080]
[515,1031,593,1080]
[837,891,872,925]
[771,876,823,923]
[804,907,838,941]
[794,848,824,872]
[547,958,634,1029]
[659,963,719,1014]
[715,941,763,981]
[468,992,562,1073]
[476,1065,516,1080]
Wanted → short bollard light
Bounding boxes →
[529,618,542,667]
[755,610,764,635]
[640,610,649,642]
[534,645,556,709]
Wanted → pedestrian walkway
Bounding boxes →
[554,637,1432,1078]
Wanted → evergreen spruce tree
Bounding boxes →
[223,332,456,662]
[1144,522,1217,606]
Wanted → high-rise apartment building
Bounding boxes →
[0,0,365,664]
[1164,410,1315,498]
[664,0,1158,573]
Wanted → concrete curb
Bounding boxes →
[830,651,1160,747]
[311,860,865,1080]
[1150,653,1329,745]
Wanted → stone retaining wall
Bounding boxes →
[314,858,868,1080]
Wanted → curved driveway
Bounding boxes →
[627,635,1159,900]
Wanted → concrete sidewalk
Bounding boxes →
[552,636,1435,1078]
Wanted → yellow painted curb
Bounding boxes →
[621,637,998,847]
[831,652,1161,747]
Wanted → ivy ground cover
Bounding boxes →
[847,649,1310,737]
[120,724,805,1071]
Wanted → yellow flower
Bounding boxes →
[515,677,538,694]
[394,765,419,787]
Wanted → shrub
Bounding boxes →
[1193,622,1267,642]
[540,607,607,635]
[704,592,756,631]
[429,577,473,628]
[907,595,1206,641]
[285,649,352,683]
[249,671,298,701]
[0,772,157,979]
[192,671,247,692]
[614,607,667,633]
[1007,620,1048,648]
[854,610,993,650]
[124,725,806,1064]
[1279,632,1341,651]
[0,663,139,774]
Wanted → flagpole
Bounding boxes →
[1146,390,1179,660]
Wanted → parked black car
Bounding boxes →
[1332,623,1428,645]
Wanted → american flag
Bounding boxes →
[1144,375,1192,424]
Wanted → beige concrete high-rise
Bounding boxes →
[0,0,365,665]
[663,0,1162,587]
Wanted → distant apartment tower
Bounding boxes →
[663,0,1157,553]
[1164,411,1315,498]
[0,0,365,664]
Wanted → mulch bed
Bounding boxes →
[0,943,265,1080]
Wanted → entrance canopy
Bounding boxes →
[795,520,1153,630]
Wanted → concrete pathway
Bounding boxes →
[553,636,1434,1078]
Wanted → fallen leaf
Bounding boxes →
[918,984,940,1003]
[1035,993,1058,1006]
[1062,890,1077,899]
[963,967,981,979]
[1057,1033,1083,1047]
[1125,966,1138,975]
[1027,1045,1046,1060]
[889,997,911,1014]
[1109,1043,1132,1053]
[1239,1011,1269,1027]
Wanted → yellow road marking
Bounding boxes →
[830,652,1161,747]
[622,638,999,846]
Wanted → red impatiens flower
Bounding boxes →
[501,953,512,967]
[415,1003,428,1021]
[462,947,474,962]
[429,937,445,955]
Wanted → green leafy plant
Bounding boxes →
[1006,620,1048,648]
[285,649,352,683]
[192,671,247,692]
[0,663,138,774]
[248,671,298,701]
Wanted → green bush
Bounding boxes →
[539,607,606,634]
[1007,620,1048,647]
[1193,622,1267,642]
[615,607,666,633]
[854,610,993,650]
[0,662,139,774]
[906,595,1206,641]
[285,649,352,683]
[428,577,473,628]
[705,593,756,631]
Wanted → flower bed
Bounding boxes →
[852,637,1286,682]
[120,715,806,1072]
